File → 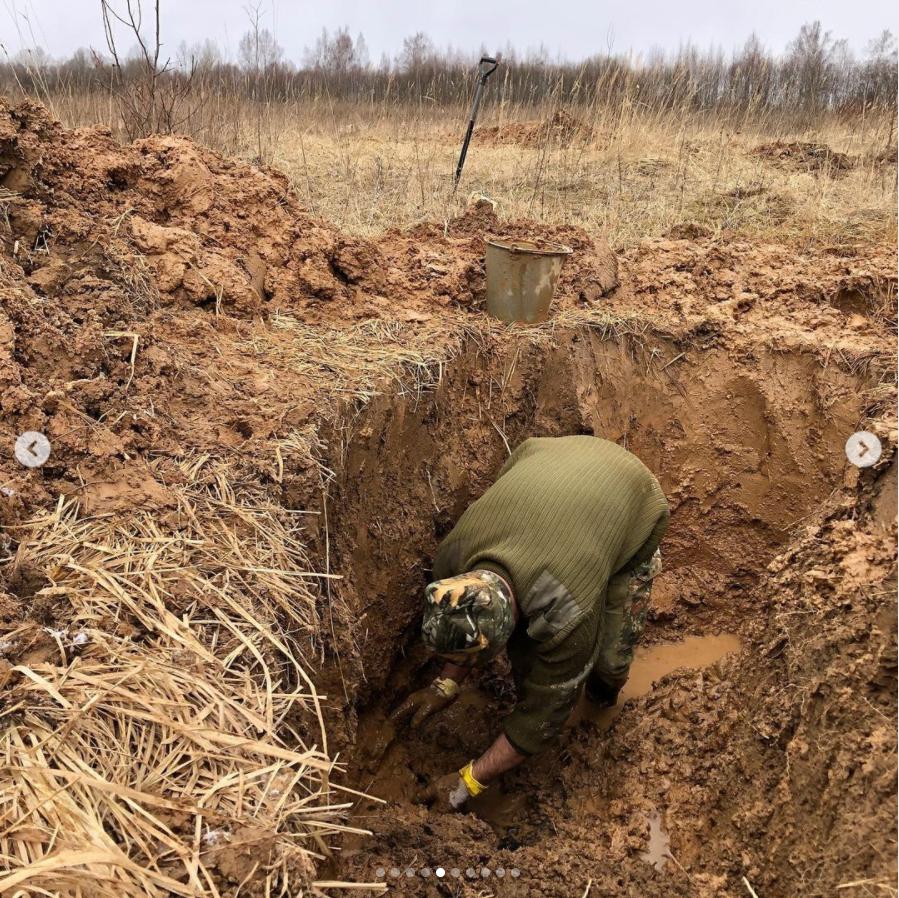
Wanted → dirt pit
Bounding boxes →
[0,99,895,898]
[315,326,896,897]
[351,633,742,839]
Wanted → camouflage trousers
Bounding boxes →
[592,549,663,690]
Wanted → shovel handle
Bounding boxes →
[478,56,499,79]
[454,56,500,187]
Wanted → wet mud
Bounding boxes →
[352,634,742,843]
[322,327,895,896]
[348,634,741,840]
[572,633,742,730]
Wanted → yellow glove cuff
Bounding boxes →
[459,761,487,797]
[433,677,461,699]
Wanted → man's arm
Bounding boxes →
[501,615,599,757]
[391,660,471,729]
[426,622,596,811]
[426,732,526,812]
[471,732,526,785]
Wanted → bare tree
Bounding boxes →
[867,29,898,62]
[398,32,434,71]
[785,21,837,113]
[730,34,772,111]
[863,30,897,130]
[177,39,221,73]
[354,32,370,70]
[98,0,198,139]
[13,45,51,67]
[305,27,366,73]
[238,4,283,72]
[238,3,283,163]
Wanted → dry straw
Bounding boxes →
[266,314,471,401]
[0,454,367,896]
[261,309,650,402]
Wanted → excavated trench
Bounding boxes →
[0,98,894,898]
[311,325,884,894]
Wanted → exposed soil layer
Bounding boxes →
[322,331,888,704]
[321,329,896,898]
[0,99,896,897]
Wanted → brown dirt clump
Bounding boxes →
[870,144,898,167]
[0,97,896,897]
[752,140,856,175]
[476,110,594,148]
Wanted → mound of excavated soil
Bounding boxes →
[0,98,617,518]
[0,101,616,324]
[871,144,898,167]
[0,98,896,897]
[752,140,856,175]
[475,110,594,148]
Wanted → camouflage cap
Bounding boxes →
[421,569,515,659]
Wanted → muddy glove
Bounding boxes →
[389,677,460,729]
[426,762,486,813]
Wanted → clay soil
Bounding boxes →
[474,110,595,148]
[0,98,896,898]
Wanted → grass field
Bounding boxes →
[271,112,898,247]
[29,87,899,248]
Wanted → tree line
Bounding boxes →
[2,16,896,134]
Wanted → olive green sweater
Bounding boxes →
[432,435,669,755]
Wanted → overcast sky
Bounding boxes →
[3,0,896,63]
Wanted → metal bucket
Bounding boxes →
[485,238,573,323]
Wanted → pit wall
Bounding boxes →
[317,327,871,718]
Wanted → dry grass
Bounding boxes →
[113,94,891,251]
[15,81,896,252]
[264,315,473,401]
[268,112,897,249]
[26,86,899,250]
[0,454,369,896]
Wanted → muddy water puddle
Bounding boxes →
[640,810,672,871]
[574,632,743,729]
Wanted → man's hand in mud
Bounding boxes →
[423,772,470,814]
[389,678,459,730]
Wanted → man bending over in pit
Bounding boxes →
[391,435,668,812]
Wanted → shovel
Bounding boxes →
[454,55,500,189]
